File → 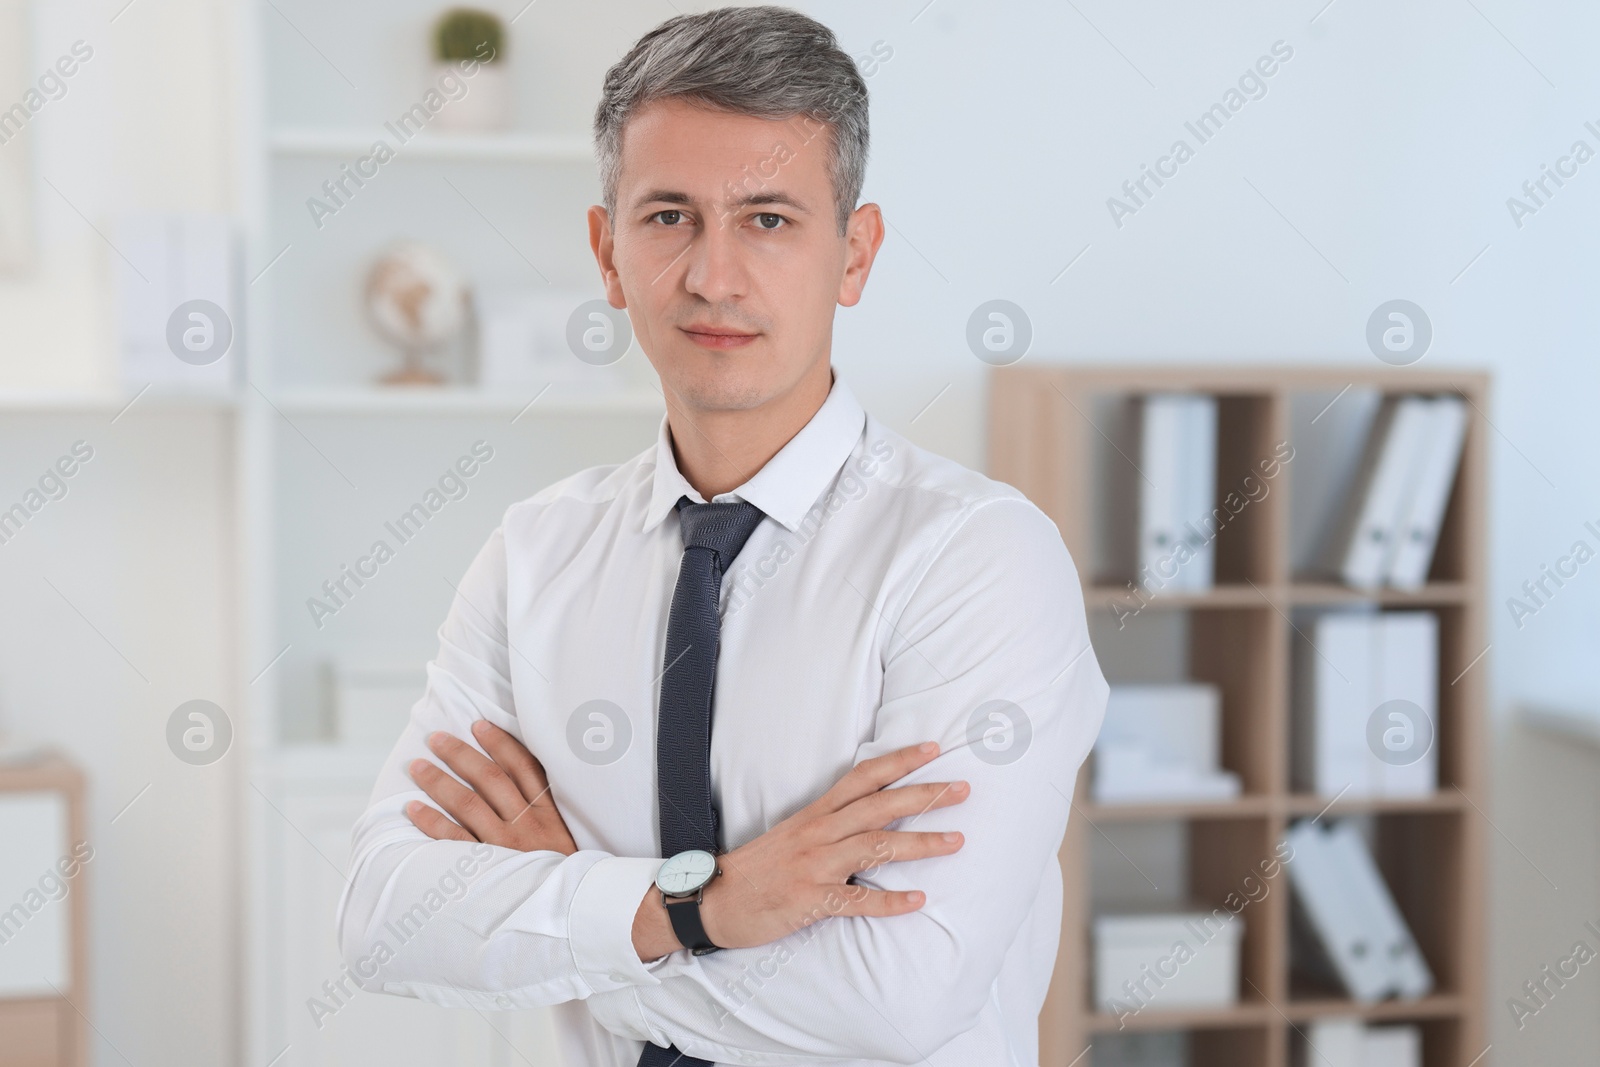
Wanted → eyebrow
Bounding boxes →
[630,188,812,214]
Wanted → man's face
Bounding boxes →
[590,97,881,414]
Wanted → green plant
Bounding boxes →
[433,8,504,63]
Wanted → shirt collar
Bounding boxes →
[643,371,867,535]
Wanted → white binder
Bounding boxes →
[1296,611,1438,799]
[1178,395,1217,590]
[1138,395,1186,593]
[1296,612,1376,798]
[1327,821,1434,999]
[1387,397,1468,589]
[1287,820,1434,1003]
[1287,820,1395,1001]
[1369,612,1438,798]
[1335,397,1433,589]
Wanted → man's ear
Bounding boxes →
[837,202,884,309]
[588,204,628,309]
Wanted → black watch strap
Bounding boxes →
[663,892,721,956]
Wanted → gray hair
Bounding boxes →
[593,5,869,236]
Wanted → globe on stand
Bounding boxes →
[364,242,467,386]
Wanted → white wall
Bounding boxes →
[804,4,1596,1059]
[0,409,238,1064]
[0,0,245,1062]
[813,0,1600,727]
[0,0,239,385]
[808,5,1596,1057]
[2,0,1596,1063]
[1489,715,1600,1063]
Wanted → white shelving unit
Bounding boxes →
[235,4,668,1065]
[1,5,672,1061]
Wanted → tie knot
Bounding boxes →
[676,497,765,565]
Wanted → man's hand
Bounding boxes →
[406,719,578,855]
[406,726,968,962]
[692,741,968,952]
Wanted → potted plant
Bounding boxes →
[430,7,510,132]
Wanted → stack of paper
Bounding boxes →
[1296,1019,1422,1067]
[1138,394,1217,593]
[1093,684,1241,803]
[1285,820,1434,1003]
[1293,611,1438,799]
[1365,1026,1424,1067]
[1329,395,1468,590]
[116,213,240,391]
[1094,908,1243,1011]
[473,285,627,390]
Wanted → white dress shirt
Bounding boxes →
[337,371,1108,1066]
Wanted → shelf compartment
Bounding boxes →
[1284,810,1470,1009]
[1371,810,1473,1001]
[1190,606,1284,798]
[1087,604,1282,798]
[1085,817,1283,1025]
[1286,384,1481,589]
[1079,390,1282,590]
[1286,1009,1468,1067]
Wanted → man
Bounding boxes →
[336,7,1107,1065]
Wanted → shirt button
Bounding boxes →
[609,972,628,984]
[495,994,512,1008]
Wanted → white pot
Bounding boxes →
[430,61,511,133]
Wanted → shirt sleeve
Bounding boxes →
[334,525,668,1010]
[583,496,1110,1063]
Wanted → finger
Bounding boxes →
[405,799,476,842]
[827,885,927,920]
[825,828,963,879]
[409,757,505,840]
[425,731,530,822]
[471,719,555,812]
[813,742,943,814]
[823,779,970,840]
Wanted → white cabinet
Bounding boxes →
[0,756,87,1067]
[252,747,561,1067]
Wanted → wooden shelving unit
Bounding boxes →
[988,365,1489,1067]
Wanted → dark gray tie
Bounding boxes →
[641,496,765,1067]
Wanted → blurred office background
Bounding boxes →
[0,1,1595,1065]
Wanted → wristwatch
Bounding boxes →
[655,849,722,956]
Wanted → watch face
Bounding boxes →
[656,849,717,896]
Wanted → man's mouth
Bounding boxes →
[681,324,759,349]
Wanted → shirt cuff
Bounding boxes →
[568,855,667,996]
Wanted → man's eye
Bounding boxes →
[754,213,785,230]
[652,210,685,225]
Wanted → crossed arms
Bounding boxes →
[335,497,1107,1063]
